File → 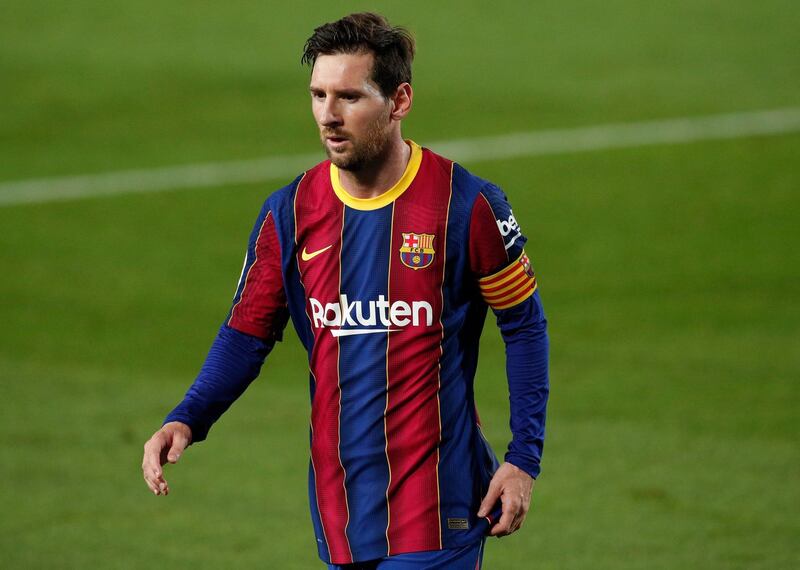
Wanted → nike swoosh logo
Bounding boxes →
[301,244,333,261]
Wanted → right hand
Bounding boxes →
[142,421,192,496]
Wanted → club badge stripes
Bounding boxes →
[402,232,434,249]
[478,251,537,310]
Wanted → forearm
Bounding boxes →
[164,324,273,442]
[498,291,550,478]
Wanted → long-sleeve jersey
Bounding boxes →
[165,141,549,565]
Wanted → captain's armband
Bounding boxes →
[478,251,537,310]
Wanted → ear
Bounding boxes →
[389,82,413,121]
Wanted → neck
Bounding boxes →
[337,137,411,199]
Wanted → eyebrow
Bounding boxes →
[308,86,366,97]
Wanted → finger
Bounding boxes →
[508,511,525,535]
[143,475,158,495]
[149,475,169,496]
[167,433,189,464]
[153,461,169,492]
[143,462,164,487]
[144,459,163,485]
[142,456,159,485]
[514,504,530,531]
[142,435,169,493]
[143,473,161,496]
[478,482,501,518]
[512,494,532,533]
[142,434,166,472]
[142,465,164,490]
[489,519,510,536]
[489,501,516,537]
[494,492,524,536]
[506,500,524,530]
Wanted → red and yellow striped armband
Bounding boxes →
[478,251,538,310]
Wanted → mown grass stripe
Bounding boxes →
[1,107,799,206]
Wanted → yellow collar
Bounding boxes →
[330,140,422,211]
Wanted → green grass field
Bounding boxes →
[1,1,798,568]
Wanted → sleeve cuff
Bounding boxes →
[163,412,206,444]
[504,452,541,479]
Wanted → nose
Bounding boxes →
[319,97,343,129]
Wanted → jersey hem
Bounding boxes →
[320,537,486,565]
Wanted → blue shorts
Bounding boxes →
[326,540,486,570]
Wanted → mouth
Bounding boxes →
[324,135,350,153]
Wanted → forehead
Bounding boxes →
[310,52,377,90]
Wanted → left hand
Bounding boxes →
[477,462,535,537]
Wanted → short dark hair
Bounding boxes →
[302,13,415,97]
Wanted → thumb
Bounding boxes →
[478,481,501,518]
[167,433,188,464]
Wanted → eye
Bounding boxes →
[310,91,325,100]
[341,93,359,102]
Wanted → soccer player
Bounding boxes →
[142,13,549,569]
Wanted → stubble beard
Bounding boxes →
[322,113,392,172]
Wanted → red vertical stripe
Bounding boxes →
[295,164,352,564]
[385,152,453,553]
[469,191,510,276]
[228,212,288,339]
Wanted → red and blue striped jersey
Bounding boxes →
[218,141,547,564]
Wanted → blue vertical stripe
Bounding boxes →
[337,204,393,559]
[308,455,331,561]
[437,164,501,548]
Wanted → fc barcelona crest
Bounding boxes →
[400,232,435,270]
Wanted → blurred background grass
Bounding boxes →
[1,1,798,568]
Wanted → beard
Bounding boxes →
[320,112,392,172]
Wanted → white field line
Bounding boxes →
[1,107,799,207]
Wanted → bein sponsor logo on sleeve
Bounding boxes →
[496,211,522,250]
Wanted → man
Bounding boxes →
[142,13,549,570]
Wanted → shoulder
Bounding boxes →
[417,147,505,223]
[264,160,327,211]
[245,160,329,244]
[422,148,507,208]
[455,164,526,270]
[419,146,490,193]
[454,164,510,214]
[445,160,516,235]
